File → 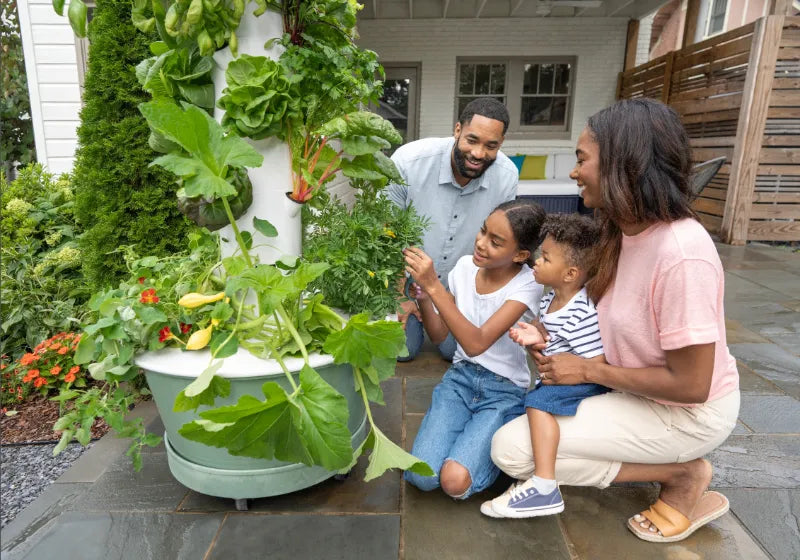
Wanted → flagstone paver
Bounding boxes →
[1,242,798,559]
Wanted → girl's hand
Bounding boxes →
[403,247,439,292]
[410,282,430,302]
[509,322,546,348]
[536,353,589,386]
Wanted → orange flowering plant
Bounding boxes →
[1,333,85,403]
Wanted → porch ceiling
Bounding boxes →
[360,0,668,20]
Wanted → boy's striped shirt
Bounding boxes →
[539,287,604,359]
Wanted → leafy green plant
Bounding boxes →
[217,54,302,139]
[0,165,90,359]
[1,0,36,178]
[54,101,431,480]
[304,180,428,318]
[10,333,87,397]
[135,41,215,111]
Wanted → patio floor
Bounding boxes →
[1,242,798,560]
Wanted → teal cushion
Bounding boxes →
[509,155,525,173]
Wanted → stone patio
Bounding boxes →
[1,242,798,560]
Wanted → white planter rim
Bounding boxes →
[134,347,335,378]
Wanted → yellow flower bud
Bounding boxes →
[211,318,220,327]
[383,229,396,238]
[178,292,225,309]
[186,325,213,350]
[367,270,375,278]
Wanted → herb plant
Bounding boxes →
[304,180,428,318]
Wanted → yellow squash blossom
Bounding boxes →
[186,325,213,350]
[178,292,225,309]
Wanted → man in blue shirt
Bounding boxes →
[386,98,519,362]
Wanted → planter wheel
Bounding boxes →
[334,471,351,482]
[234,498,249,511]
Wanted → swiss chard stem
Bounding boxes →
[221,197,253,268]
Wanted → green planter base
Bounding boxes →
[135,349,368,503]
[162,413,367,502]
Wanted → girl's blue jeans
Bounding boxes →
[404,360,526,499]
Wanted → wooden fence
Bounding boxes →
[618,15,800,244]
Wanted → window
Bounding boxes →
[705,0,728,37]
[455,58,576,139]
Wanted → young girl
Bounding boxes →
[402,199,546,499]
[482,213,609,518]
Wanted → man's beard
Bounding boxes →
[452,138,496,179]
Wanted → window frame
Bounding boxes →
[704,0,729,38]
[454,56,577,141]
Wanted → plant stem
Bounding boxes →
[221,197,253,267]
[354,367,377,428]
[276,303,309,364]
[265,341,299,393]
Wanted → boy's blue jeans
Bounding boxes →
[398,314,456,362]
[404,360,526,499]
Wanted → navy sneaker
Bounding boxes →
[487,478,564,518]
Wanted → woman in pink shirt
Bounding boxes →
[488,98,740,543]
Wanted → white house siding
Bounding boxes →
[17,0,82,174]
[636,13,655,66]
[357,17,628,155]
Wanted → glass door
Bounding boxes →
[374,65,420,153]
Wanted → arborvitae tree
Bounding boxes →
[72,0,193,288]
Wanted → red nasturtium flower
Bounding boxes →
[158,326,173,343]
[138,277,146,284]
[180,322,192,334]
[64,372,76,383]
[140,288,159,304]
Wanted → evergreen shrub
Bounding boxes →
[71,0,193,288]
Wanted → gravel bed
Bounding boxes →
[1,442,92,528]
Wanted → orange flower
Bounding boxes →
[23,369,40,382]
[64,372,76,383]
[140,288,159,304]
[19,353,37,366]
[68,365,80,375]
[34,377,47,388]
[57,346,69,355]
[50,365,62,376]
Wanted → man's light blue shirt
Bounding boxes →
[386,136,519,288]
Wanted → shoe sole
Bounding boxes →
[491,502,565,518]
[480,501,504,518]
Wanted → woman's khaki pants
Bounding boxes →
[490,390,740,488]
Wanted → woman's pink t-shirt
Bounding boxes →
[596,218,739,405]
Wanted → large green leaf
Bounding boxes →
[173,375,231,412]
[290,365,352,470]
[323,314,406,368]
[139,100,263,200]
[362,426,433,482]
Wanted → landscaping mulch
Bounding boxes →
[1,396,110,445]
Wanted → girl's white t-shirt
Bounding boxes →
[448,255,543,387]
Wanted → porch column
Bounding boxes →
[623,19,640,71]
[682,0,701,48]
